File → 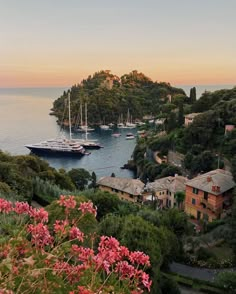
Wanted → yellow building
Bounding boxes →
[97,176,145,203]
[145,175,187,209]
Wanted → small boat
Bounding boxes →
[117,123,125,128]
[112,133,121,138]
[76,125,95,132]
[100,124,110,130]
[126,133,135,140]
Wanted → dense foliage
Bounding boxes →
[132,86,236,180]
[52,70,186,126]
[0,151,94,203]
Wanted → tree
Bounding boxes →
[216,271,236,293]
[230,189,236,257]
[178,103,184,127]
[84,190,121,221]
[88,171,97,189]
[189,87,196,103]
[160,208,188,237]
[231,156,236,182]
[67,168,91,190]
[175,191,185,209]
[166,112,177,133]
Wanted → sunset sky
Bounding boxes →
[0,0,236,87]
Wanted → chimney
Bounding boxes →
[216,186,220,192]
[207,176,212,182]
[212,186,216,192]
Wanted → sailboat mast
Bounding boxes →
[85,102,88,141]
[80,102,83,127]
[68,92,72,140]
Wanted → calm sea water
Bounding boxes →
[0,87,136,179]
[0,85,235,178]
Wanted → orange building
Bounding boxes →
[185,169,235,222]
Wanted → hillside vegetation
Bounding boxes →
[52,70,186,125]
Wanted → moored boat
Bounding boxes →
[100,124,110,130]
[25,93,89,157]
[125,133,135,140]
[112,133,121,138]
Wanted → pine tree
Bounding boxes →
[178,103,184,127]
[189,87,197,103]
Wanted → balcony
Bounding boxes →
[200,198,222,214]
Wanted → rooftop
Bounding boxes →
[184,112,201,119]
[186,169,235,195]
[146,175,187,193]
[97,177,145,196]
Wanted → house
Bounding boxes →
[97,177,145,203]
[225,124,235,134]
[154,151,168,164]
[144,175,187,209]
[184,169,235,222]
[184,113,201,126]
[155,118,166,126]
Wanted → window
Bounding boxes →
[192,198,196,205]
[204,191,208,201]
[193,188,199,194]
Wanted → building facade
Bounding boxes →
[184,113,201,126]
[97,177,144,203]
[185,169,235,222]
[144,175,187,209]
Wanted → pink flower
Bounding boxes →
[53,261,86,284]
[119,245,130,258]
[27,223,53,248]
[71,245,94,264]
[29,207,48,223]
[129,251,150,267]
[140,272,152,292]
[78,201,97,216]
[14,201,30,215]
[57,195,76,209]
[0,290,14,294]
[53,220,68,235]
[0,199,12,214]
[69,226,84,242]
[77,286,94,294]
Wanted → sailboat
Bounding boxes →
[25,93,89,157]
[75,103,103,149]
[125,109,136,128]
[76,103,95,132]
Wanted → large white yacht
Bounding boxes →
[25,93,89,157]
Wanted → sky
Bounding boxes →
[0,0,236,87]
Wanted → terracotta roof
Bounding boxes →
[186,169,235,195]
[97,177,145,195]
[184,113,201,119]
[146,175,187,193]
